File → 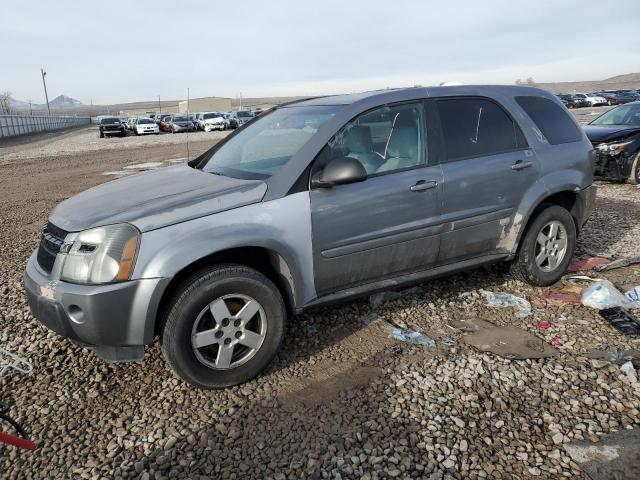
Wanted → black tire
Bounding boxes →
[509,204,576,286]
[161,264,286,389]
[627,153,640,185]
[99,130,104,138]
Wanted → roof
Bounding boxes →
[289,85,555,107]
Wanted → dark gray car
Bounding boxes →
[24,86,596,388]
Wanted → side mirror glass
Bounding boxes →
[311,156,367,188]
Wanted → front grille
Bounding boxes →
[37,222,68,273]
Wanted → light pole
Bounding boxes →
[41,68,50,115]
[158,95,162,114]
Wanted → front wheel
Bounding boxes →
[509,204,576,286]
[161,265,286,389]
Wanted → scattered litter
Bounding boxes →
[124,162,164,170]
[544,284,583,305]
[537,321,551,331]
[482,291,531,318]
[359,312,381,325]
[620,361,637,383]
[598,307,640,336]
[0,346,32,377]
[387,326,436,347]
[564,275,599,283]
[564,428,640,480]
[587,347,640,368]
[369,287,422,307]
[387,345,402,355]
[581,280,632,310]
[593,256,640,272]
[625,286,640,304]
[549,336,562,347]
[439,336,456,346]
[451,318,558,359]
[566,256,610,273]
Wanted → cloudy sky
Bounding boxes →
[2,0,639,104]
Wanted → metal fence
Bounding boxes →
[0,114,91,138]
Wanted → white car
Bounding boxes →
[198,112,226,132]
[134,117,160,135]
[574,93,607,107]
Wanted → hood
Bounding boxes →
[583,124,640,143]
[50,164,267,232]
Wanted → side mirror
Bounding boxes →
[311,156,367,188]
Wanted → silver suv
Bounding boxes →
[24,86,596,388]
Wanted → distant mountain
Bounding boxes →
[9,94,83,111]
[49,95,83,108]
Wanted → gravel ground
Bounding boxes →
[0,107,638,479]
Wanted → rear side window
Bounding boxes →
[515,96,582,145]
[437,98,527,161]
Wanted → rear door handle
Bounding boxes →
[511,160,533,171]
[410,180,438,192]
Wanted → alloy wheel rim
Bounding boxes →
[191,294,267,370]
[534,220,568,272]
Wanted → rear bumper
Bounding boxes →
[23,251,169,361]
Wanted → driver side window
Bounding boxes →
[326,102,426,175]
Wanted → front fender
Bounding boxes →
[132,192,316,308]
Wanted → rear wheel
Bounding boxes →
[99,130,104,138]
[509,204,576,286]
[161,265,286,389]
[627,153,640,185]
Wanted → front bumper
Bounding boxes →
[23,251,168,361]
[577,184,597,229]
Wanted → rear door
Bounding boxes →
[434,97,539,264]
[309,101,444,295]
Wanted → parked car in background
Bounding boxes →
[157,114,172,126]
[166,115,195,133]
[572,93,603,107]
[235,110,254,126]
[98,117,126,138]
[585,93,608,106]
[134,117,160,136]
[158,115,173,130]
[26,86,596,388]
[597,92,621,106]
[557,94,587,109]
[614,91,640,104]
[125,117,135,130]
[198,112,226,132]
[222,112,238,129]
[583,101,640,183]
[188,113,199,125]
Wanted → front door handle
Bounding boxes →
[511,160,533,171]
[410,180,438,192]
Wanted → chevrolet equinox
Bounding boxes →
[24,86,596,388]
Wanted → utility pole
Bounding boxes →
[28,100,32,115]
[187,88,190,116]
[158,95,162,114]
[41,68,50,115]
[239,92,242,111]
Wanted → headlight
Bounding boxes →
[60,224,140,284]
[596,140,633,155]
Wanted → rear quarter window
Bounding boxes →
[515,96,582,145]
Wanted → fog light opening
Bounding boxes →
[68,304,85,324]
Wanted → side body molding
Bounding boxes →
[132,192,317,309]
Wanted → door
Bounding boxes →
[434,97,539,264]
[310,102,444,295]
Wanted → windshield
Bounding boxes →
[174,116,189,122]
[590,104,640,126]
[198,105,338,179]
[237,111,253,118]
[100,118,120,124]
[138,118,154,124]
[203,113,220,119]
